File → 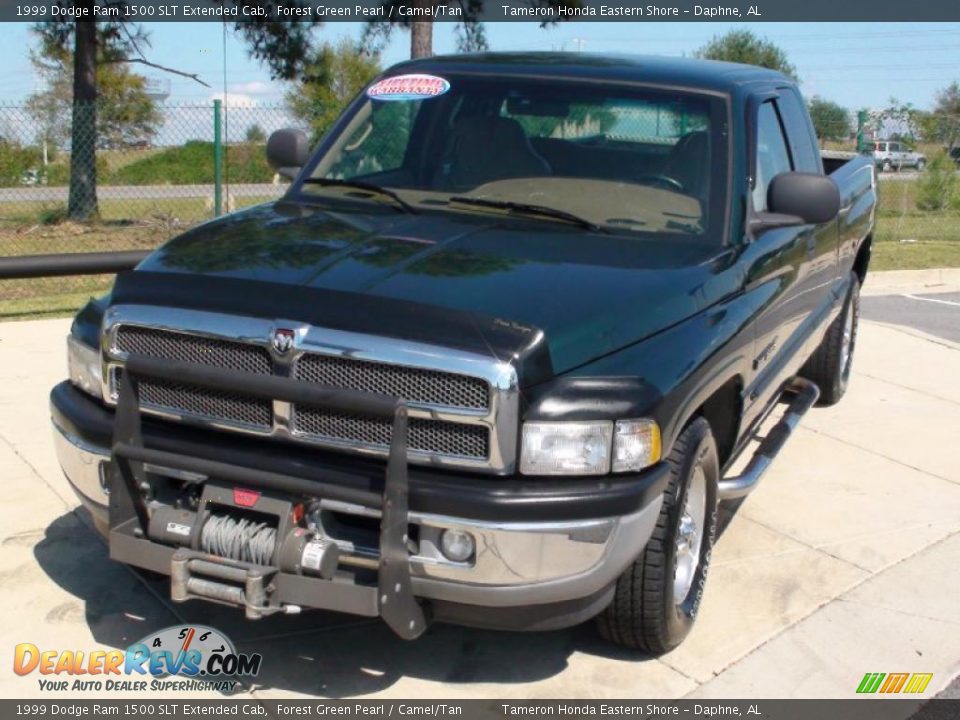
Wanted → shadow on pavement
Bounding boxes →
[33,509,662,698]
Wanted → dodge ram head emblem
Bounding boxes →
[272,328,295,354]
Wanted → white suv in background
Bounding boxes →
[869,140,926,172]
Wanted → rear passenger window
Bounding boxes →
[753,102,792,212]
[776,90,822,174]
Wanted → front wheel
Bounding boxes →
[801,273,860,405]
[916,159,926,171]
[596,417,719,653]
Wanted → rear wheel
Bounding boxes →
[801,273,860,406]
[596,417,719,653]
[916,159,926,171]
[881,160,892,173]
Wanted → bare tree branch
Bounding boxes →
[111,23,211,88]
[101,56,211,87]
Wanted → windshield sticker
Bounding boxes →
[367,74,450,102]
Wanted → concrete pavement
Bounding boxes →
[0,295,957,704]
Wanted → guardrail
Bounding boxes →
[0,250,149,280]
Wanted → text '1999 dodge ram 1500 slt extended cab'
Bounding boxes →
[51,53,876,653]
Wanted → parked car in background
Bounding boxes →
[869,140,926,172]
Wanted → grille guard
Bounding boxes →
[108,353,428,639]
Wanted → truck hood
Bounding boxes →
[133,201,734,376]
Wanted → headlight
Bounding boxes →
[520,421,613,475]
[67,335,103,400]
[520,418,662,476]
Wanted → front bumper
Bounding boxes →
[52,377,667,632]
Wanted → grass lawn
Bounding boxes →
[0,196,274,320]
[871,240,960,271]
[872,179,960,270]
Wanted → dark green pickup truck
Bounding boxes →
[51,53,875,653]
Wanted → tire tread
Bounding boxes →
[597,417,710,653]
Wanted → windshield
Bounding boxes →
[302,74,728,239]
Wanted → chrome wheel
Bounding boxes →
[674,464,707,605]
[841,302,855,375]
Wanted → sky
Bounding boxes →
[0,21,957,113]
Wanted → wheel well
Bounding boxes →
[853,235,872,285]
[696,377,742,469]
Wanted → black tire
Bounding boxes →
[596,417,719,654]
[801,273,860,406]
[916,159,926,171]
[881,160,892,173]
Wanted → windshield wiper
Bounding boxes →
[302,178,418,214]
[448,196,608,234]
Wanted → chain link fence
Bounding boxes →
[0,102,296,317]
[1,105,958,319]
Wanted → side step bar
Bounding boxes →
[718,377,820,500]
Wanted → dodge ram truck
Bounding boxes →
[51,53,876,653]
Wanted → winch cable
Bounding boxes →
[200,513,277,565]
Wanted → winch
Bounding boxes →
[144,483,340,581]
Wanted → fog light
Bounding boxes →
[439,529,475,563]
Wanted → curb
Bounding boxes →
[864,268,960,294]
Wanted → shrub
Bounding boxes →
[916,152,958,211]
[110,140,273,185]
[0,141,42,187]
[45,156,109,186]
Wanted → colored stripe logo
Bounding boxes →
[857,672,933,694]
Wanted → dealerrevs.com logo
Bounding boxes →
[13,625,261,693]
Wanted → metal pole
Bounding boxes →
[0,250,149,279]
[856,109,867,153]
[213,99,223,217]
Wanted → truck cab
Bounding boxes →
[51,54,875,653]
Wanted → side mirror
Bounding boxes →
[767,171,841,224]
[266,128,309,180]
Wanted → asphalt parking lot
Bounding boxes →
[861,291,960,344]
[0,279,958,705]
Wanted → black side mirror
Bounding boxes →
[768,171,841,224]
[266,129,309,180]
[749,171,841,236]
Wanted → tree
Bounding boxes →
[915,152,957,211]
[27,49,161,152]
[245,124,267,143]
[695,29,798,81]
[35,7,325,220]
[919,81,960,151]
[286,40,382,143]
[362,0,576,60]
[807,97,850,143]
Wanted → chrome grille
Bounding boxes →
[293,406,489,459]
[295,353,489,410]
[113,370,272,430]
[104,310,517,473]
[115,326,272,375]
